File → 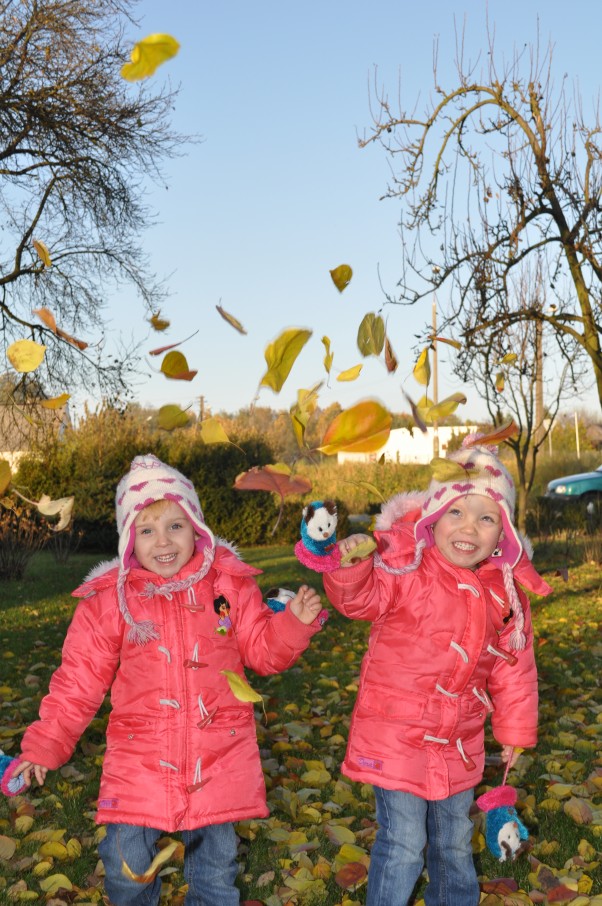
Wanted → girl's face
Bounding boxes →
[133,500,196,578]
[432,495,503,570]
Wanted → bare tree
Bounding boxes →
[0,0,187,402]
[361,30,602,410]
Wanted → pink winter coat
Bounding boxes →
[21,545,322,831]
[323,497,552,801]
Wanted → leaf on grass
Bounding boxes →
[160,350,197,381]
[260,328,312,393]
[233,465,312,502]
[7,339,46,373]
[0,460,12,495]
[357,313,385,357]
[121,34,180,82]
[318,401,392,456]
[216,304,247,335]
[322,336,333,375]
[413,347,431,386]
[337,365,362,382]
[0,835,16,859]
[33,239,51,267]
[329,264,353,292]
[427,393,467,421]
[39,874,73,895]
[384,335,398,373]
[157,405,190,431]
[149,312,170,332]
[122,840,179,882]
[334,861,367,890]
[221,670,263,704]
[40,393,70,409]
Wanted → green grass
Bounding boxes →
[1,550,602,904]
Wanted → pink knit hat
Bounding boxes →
[115,454,215,645]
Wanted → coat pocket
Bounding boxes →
[358,681,427,721]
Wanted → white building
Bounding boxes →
[337,426,478,465]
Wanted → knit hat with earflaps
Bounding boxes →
[115,454,216,645]
[374,434,528,651]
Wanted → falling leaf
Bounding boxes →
[429,457,472,482]
[149,331,198,356]
[337,364,363,382]
[33,307,88,350]
[403,392,428,433]
[495,372,505,393]
[160,350,198,381]
[413,347,431,386]
[40,393,71,410]
[122,840,179,882]
[200,417,231,445]
[317,400,392,455]
[427,392,467,420]
[384,336,398,373]
[216,304,247,335]
[157,404,190,431]
[0,460,12,495]
[120,34,180,82]
[221,669,264,704]
[499,352,518,365]
[430,335,462,350]
[290,383,321,449]
[36,494,75,531]
[357,313,385,357]
[233,465,312,501]
[260,328,312,393]
[149,312,170,331]
[7,339,46,373]
[33,239,51,267]
[322,336,334,375]
[463,420,518,446]
[329,264,353,292]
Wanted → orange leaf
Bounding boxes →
[317,400,392,455]
[384,336,398,373]
[334,862,367,890]
[149,330,198,356]
[149,312,170,331]
[463,421,518,447]
[233,465,312,503]
[32,307,88,349]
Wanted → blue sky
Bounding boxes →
[103,1,602,423]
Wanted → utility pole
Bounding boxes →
[432,298,439,458]
[199,395,205,423]
[534,319,544,446]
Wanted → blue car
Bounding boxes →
[545,466,602,504]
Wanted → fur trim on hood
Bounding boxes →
[374,492,427,532]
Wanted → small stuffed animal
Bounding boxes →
[0,751,28,797]
[265,587,296,613]
[294,500,342,573]
[476,784,530,862]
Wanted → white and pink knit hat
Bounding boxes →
[114,454,215,645]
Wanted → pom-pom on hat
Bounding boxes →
[114,454,215,645]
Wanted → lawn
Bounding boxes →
[1,547,602,905]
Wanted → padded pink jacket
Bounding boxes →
[323,497,552,800]
[21,545,322,831]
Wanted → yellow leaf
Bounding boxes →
[66,837,82,858]
[431,335,462,350]
[216,304,247,335]
[429,457,472,482]
[0,460,12,495]
[318,401,392,456]
[337,364,362,382]
[290,383,321,449]
[329,264,353,292]
[427,393,467,420]
[39,873,73,894]
[14,815,34,834]
[40,393,71,409]
[157,404,190,431]
[39,841,69,860]
[160,350,197,381]
[322,336,334,375]
[260,328,312,393]
[325,824,357,845]
[340,537,376,564]
[149,312,170,331]
[0,834,16,859]
[499,352,518,365]
[121,33,180,82]
[221,669,263,703]
[357,313,385,357]
[7,339,46,373]
[495,372,505,393]
[122,840,179,883]
[33,239,51,267]
[413,347,431,386]
[200,417,230,445]
[32,861,53,877]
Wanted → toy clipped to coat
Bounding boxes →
[294,500,377,573]
[476,755,530,862]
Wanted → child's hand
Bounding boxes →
[338,533,374,567]
[289,585,323,625]
[13,759,48,787]
[501,745,522,769]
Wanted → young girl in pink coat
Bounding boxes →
[323,436,552,906]
[10,454,326,906]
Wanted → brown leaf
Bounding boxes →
[216,304,247,334]
[233,465,312,502]
[334,861,367,890]
[384,335,398,373]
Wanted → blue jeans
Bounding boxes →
[99,822,239,906]
[366,787,480,906]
